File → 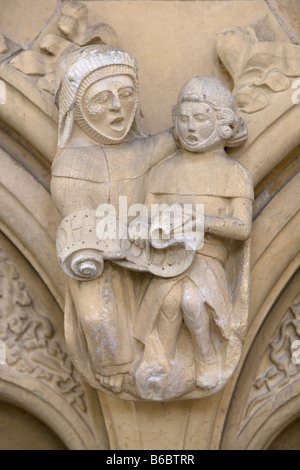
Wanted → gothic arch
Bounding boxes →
[0,203,108,449]
[220,268,300,449]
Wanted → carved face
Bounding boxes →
[176,101,219,152]
[81,75,137,141]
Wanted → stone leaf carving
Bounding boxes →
[0,0,118,120]
[0,247,87,413]
[216,26,300,114]
[243,296,300,424]
[10,1,117,96]
[236,86,269,114]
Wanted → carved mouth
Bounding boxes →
[110,116,125,131]
[186,135,198,144]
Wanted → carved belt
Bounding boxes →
[196,241,228,265]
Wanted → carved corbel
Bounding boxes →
[51,44,254,401]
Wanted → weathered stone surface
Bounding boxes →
[0,0,57,49]
[267,0,300,44]
[0,401,67,450]
[0,0,299,450]
[0,33,8,54]
[51,44,253,403]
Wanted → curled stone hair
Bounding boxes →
[172,76,248,148]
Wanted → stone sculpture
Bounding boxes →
[51,44,177,396]
[133,77,253,399]
[51,45,253,400]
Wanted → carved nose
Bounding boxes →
[110,93,121,111]
[188,118,196,132]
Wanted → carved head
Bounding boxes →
[172,76,247,152]
[55,45,139,147]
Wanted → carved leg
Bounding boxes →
[181,278,220,389]
[68,268,133,395]
[157,282,183,359]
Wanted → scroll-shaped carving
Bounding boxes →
[51,45,253,400]
[56,209,194,280]
[0,247,87,413]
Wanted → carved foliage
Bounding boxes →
[216,27,300,113]
[0,247,87,413]
[243,296,300,423]
[8,1,117,95]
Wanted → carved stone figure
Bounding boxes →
[51,45,176,396]
[51,45,253,401]
[133,76,254,399]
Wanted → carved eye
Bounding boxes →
[179,115,188,123]
[86,92,110,115]
[119,87,133,98]
[86,96,108,116]
[194,114,209,122]
[94,92,109,103]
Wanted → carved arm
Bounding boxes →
[204,197,253,241]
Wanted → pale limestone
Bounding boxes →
[85,0,290,135]
[0,33,8,54]
[0,401,67,450]
[0,0,57,49]
[0,0,299,450]
[51,45,253,402]
[267,0,300,44]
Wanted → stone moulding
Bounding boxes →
[0,235,109,450]
[244,298,300,426]
[220,267,300,450]
[0,247,87,414]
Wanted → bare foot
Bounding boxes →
[96,373,126,393]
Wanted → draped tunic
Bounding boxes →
[133,149,254,344]
[51,130,176,381]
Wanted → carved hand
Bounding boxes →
[128,217,149,249]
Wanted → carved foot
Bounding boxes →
[96,373,126,393]
[195,361,220,390]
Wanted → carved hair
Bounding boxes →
[172,76,248,148]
